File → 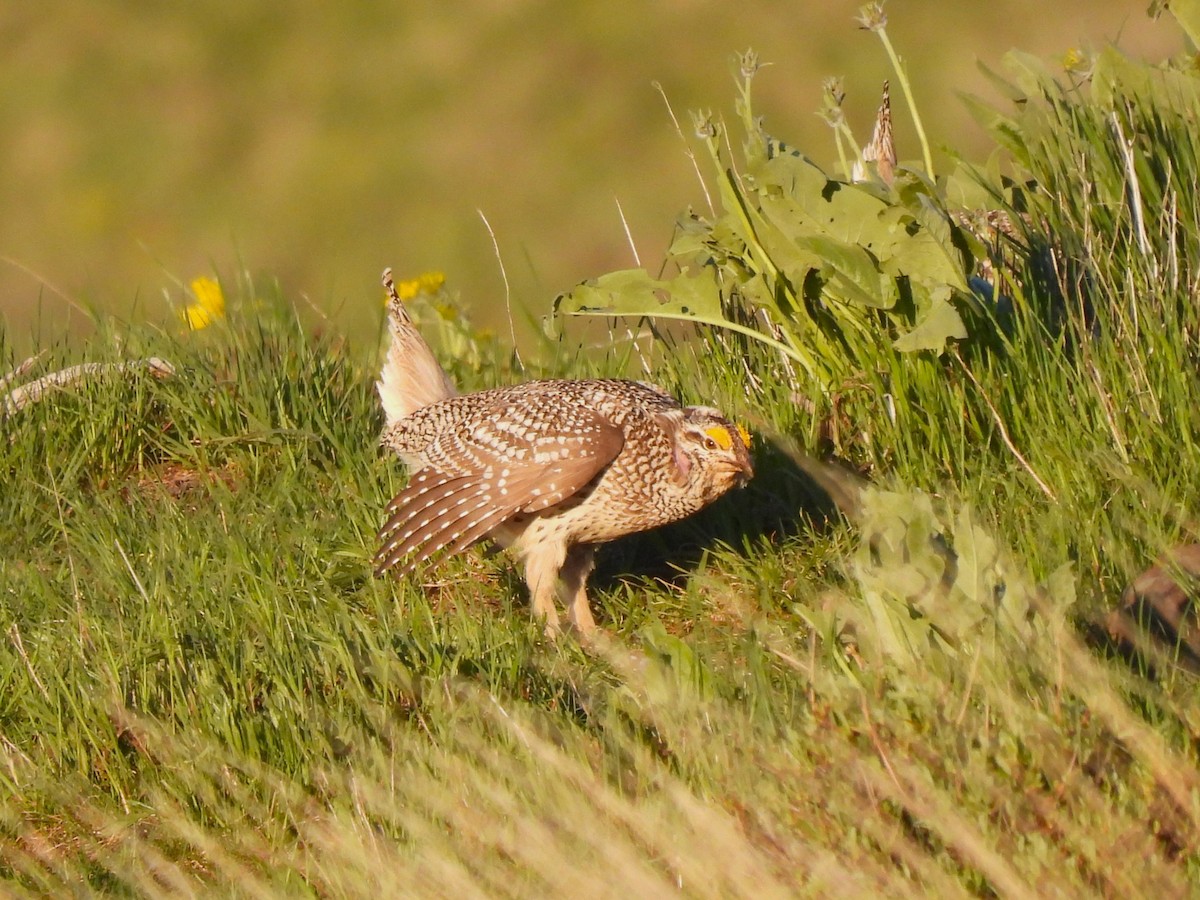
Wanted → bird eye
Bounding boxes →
[703,436,718,450]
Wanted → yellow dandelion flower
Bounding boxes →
[388,270,446,303]
[1062,48,1087,73]
[182,276,225,330]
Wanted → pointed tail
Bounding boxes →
[377,267,458,426]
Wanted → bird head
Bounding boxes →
[667,406,754,502]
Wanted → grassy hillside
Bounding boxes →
[3,4,1200,895]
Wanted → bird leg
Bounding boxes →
[523,542,565,637]
[560,544,598,634]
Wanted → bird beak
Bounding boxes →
[733,456,754,488]
[733,424,753,487]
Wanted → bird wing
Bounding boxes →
[374,404,624,574]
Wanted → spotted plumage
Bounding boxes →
[374,269,753,635]
[853,80,896,186]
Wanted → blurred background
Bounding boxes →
[0,2,1184,352]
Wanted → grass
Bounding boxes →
[3,10,1200,898]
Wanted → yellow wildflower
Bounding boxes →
[182,276,225,330]
[1062,48,1087,73]
[388,270,446,303]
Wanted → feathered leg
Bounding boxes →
[522,540,566,637]
[560,544,598,634]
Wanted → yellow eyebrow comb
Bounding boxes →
[703,426,733,450]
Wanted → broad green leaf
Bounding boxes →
[556,268,726,321]
[1041,562,1077,613]
[556,267,814,371]
[747,149,829,200]
[857,583,922,666]
[888,196,970,293]
[997,570,1037,642]
[945,505,998,636]
[1092,43,1200,109]
[794,234,897,310]
[667,211,716,260]
[966,102,1034,168]
[1001,49,1062,99]
[1091,46,1153,106]
[852,488,954,666]
[753,153,900,248]
[638,623,717,701]
[799,181,895,249]
[941,157,1004,211]
[973,59,1028,104]
[893,292,967,352]
[1163,0,1200,49]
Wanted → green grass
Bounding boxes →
[3,11,1200,897]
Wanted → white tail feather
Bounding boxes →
[377,268,458,426]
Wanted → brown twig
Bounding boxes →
[1,357,175,415]
[0,351,47,391]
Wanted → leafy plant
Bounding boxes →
[555,44,984,394]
